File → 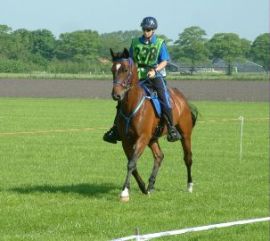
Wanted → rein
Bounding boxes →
[120,95,151,134]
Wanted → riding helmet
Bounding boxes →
[140,16,158,30]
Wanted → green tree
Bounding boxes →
[240,38,251,59]
[0,24,13,58]
[173,26,208,74]
[250,33,270,70]
[99,30,141,58]
[0,24,12,34]
[31,29,56,61]
[207,33,243,75]
[11,29,33,60]
[56,30,100,62]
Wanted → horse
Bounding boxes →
[110,48,198,202]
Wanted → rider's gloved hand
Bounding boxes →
[147,69,156,79]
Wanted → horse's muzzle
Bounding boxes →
[112,93,120,101]
[112,87,127,101]
[111,91,122,101]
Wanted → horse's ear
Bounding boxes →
[123,48,129,58]
[110,48,115,59]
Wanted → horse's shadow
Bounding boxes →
[9,183,118,198]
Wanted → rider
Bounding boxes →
[103,16,181,143]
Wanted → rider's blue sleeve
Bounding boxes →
[158,42,170,63]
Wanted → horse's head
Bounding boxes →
[110,48,135,101]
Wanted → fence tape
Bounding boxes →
[111,217,270,241]
[0,127,107,136]
[0,117,268,137]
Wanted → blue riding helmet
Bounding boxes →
[140,17,158,30]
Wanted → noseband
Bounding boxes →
[112,57,133,88]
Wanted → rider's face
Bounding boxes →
[142,28,154,39]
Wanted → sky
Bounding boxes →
[0,0,268,42]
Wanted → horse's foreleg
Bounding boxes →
[147,140,164,193]
[132,169,147,194]
[120,157,137,201]
[120,138,148,201]
[121,158,147,201]
[181,137,193,192]
[131,138,149,194]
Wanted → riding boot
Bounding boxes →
[103,103,121,144]
[163,108,182,142]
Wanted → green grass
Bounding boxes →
[0,71,268,80]
[0,72,112,80]
[0,98,269,241]
[168,71,269,80]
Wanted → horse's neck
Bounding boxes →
[131,65,139,85]
[123,79,144,113]
[122,65,143,108]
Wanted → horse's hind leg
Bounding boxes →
[181,136,193,192]
[147,140,164,193]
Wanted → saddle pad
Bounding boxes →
[141,84,162,117]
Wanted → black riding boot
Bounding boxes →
[103,103,121,144]
[163,109,182,142]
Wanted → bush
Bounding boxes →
[0,59,35,73]
[47,59,110,74]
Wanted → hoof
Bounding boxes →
[120,196,130,202]
[187,183,193,193]
[147,188,154,194]
[120,187,129,202]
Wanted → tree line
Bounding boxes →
[0,24,269,74]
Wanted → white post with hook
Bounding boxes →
[238,116,244,161]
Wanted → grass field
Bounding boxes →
[0,98,268,241]
[0,71,268,80]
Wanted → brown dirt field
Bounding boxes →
[0,79,268,101]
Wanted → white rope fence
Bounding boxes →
[110,217,270,241]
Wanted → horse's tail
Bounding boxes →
[188,103,198,127]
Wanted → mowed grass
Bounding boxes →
[0,98,268,241]
[0,71,268,80]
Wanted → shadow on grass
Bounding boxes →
[9,183,118,198]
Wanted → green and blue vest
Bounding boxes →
[131,37,164,79]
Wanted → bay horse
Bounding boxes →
[110,48,198,202]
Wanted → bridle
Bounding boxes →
[112,57,154,134]
[112,57,134,89]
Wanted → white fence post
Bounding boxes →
[238,116,244,161]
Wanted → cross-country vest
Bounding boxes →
[131,37,164,79]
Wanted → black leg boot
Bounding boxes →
[103,103,121,144]
[163,109,182,142]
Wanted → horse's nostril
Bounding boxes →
[111,93,120,101]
